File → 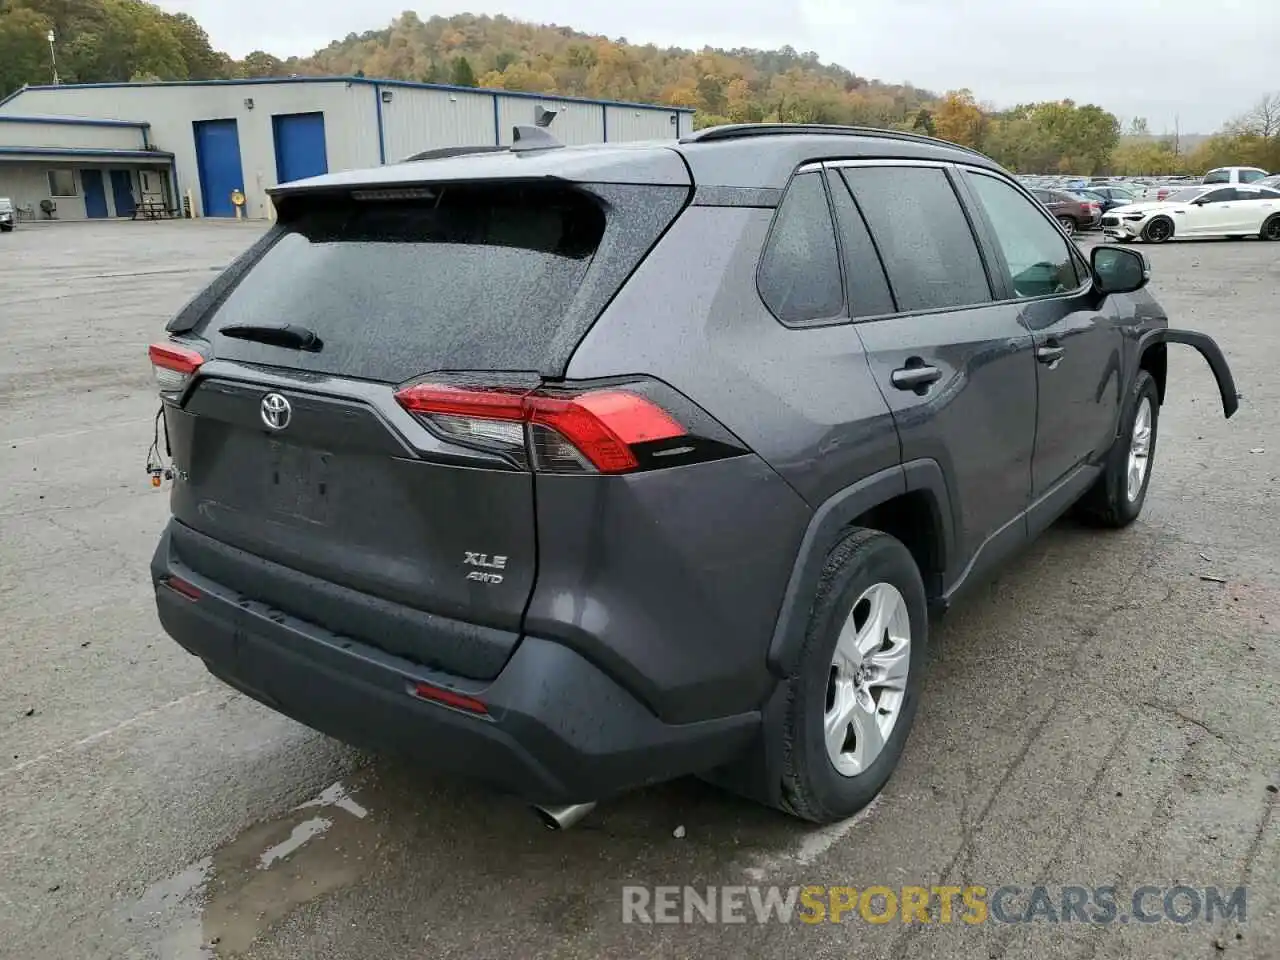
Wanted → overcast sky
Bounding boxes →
[155,0,1279,133]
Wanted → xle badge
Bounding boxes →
[464,552,507,585]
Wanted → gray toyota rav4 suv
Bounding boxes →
[149,124,1237,826]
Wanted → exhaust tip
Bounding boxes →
[532,801,597,831]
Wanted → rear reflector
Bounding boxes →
[161,576,202,601]
[395,383,685,474]
[411,682,489,715]
[148,342,205,394]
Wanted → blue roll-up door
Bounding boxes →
[273,112,329,184]
[193,119,245,217]
[109,170,136,217]
[81,169,108,218]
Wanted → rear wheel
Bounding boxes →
[777,528,927,824]
[1143,217,1174,243]
[1057,216,1077,237]
[1261,215,1280,241]
[1077,370,1160,528]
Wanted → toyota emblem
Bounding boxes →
[260,393,292,431]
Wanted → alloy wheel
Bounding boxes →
[1127,397,1153,501]
[824,582,911,777]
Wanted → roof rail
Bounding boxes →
[681,123,986,158]
[404,144,508,163]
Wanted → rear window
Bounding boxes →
[198,185,612,382]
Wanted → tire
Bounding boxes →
[777,528,928,824]
[1261,215,1280,241]
[1076,369,1160,528]
[0,224,12,233]
[1143,217,1174,243]
[1057,216,1077,237]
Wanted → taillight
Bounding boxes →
[395,382,687,474]
[148,342,204,395]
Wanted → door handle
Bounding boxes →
[1036,345,1065,365]
[890,361,943,391]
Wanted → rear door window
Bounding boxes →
[1202,169,1230,184]
[827,175,896,318]
[757,172,845,324]
[840,166,993,313]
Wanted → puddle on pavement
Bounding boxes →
[124,779,382,958]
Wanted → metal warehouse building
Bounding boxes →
[0,114,175,220]
[0,77,695,220]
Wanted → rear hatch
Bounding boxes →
[155,164,690,679]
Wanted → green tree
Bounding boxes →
[0,6,54,95]
[450,55,476,86]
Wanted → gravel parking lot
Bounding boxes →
[1,220,1277,960]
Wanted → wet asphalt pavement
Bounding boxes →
[1,220,1276,960]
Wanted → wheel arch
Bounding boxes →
[766,460,954,677]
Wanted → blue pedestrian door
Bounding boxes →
[81,169,108,218]
[193,119,245,217]
[109,170,136,217]
[273,112,329,183]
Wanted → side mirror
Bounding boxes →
[1092,245,1150,295]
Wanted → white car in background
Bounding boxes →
[1101,185,1280,243]
[1202,166,1270,185]
[0,197,14,232]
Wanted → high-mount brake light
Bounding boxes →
[148,342,205,394]
[394,383,686,474]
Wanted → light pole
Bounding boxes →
[47,30,59,85]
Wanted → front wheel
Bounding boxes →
[1057,216,1077,237]
[777,528,927,824]
[1076,369,1160,528]
[1143,217,1174,243]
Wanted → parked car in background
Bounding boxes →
[1102,185,1280,243]
[1087,184,1141,210]
[1202,166,1269,185]
[0,197,14,232]
[1255,174,1280,190]
[1031,188,1101,235]
[1076,186,1139,214]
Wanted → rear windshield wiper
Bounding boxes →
[219,323,323,352]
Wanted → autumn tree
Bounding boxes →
[933,89,986,148]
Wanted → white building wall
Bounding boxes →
[1,81,378,218]
[1,81,694,217]
[379,85,494,162]
[605,104,682,142]
[496,95,604,146]
[0,163,86,219]
[0,120,144,150]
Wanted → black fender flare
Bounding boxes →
[1138,328,1239,418]
[766,459,954,677]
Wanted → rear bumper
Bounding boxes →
[152,523,759,804]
